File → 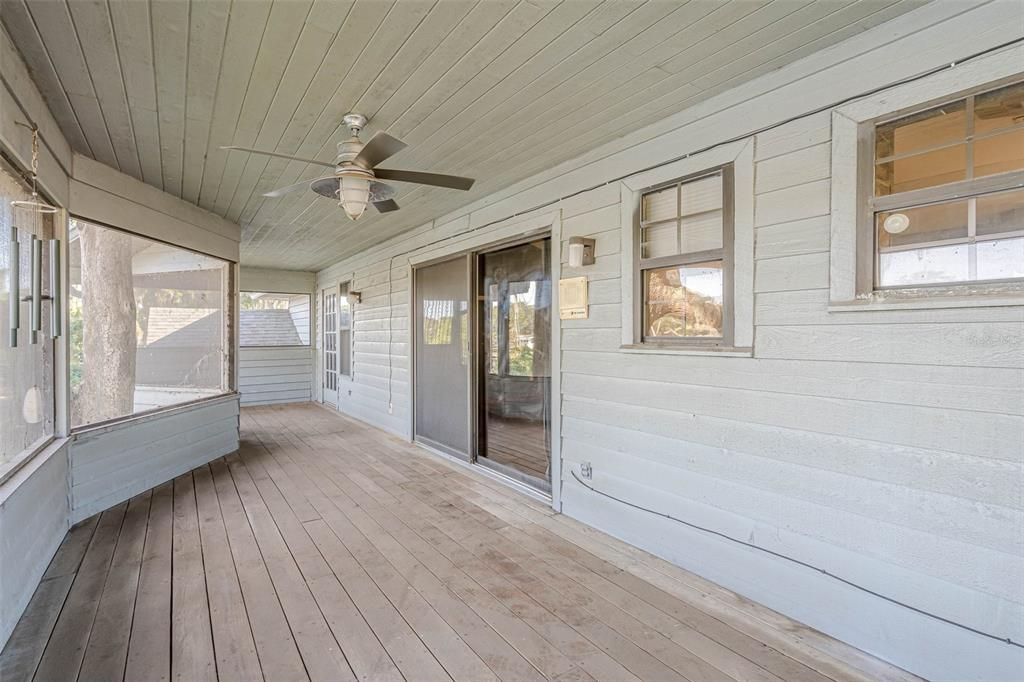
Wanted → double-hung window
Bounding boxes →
[639,167,733,344]
[870,80,1023,289]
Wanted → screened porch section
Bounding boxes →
[67,219,230,426]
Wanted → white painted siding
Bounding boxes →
[287,293,311,345]
[69,396,239,522]
[315,6,1024,680]
[239,267,316,406]
[239,347,312,406]
[0,443,69,649]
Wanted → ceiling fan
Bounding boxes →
[221,113,475,221]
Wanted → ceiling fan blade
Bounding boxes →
[262,176,332,198]
[220,145,335,168]
[353,132,407,168]
[373,168,474,191]
[373,198,400,213]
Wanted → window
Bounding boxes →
[338,282,351,377]
[639,168,732,343]
[240,292,311,346]
[68,218,232,428]
[870,80,1023,289]
[1,160,56,469]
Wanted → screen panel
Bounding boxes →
[414,256,471,459]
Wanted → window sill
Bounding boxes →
[240,345,312,349]
[619,344,753,357]
[829,288,1024,313]
[0,435,67,492]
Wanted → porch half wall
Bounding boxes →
[314,3,1024,680]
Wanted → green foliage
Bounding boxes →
[508,345,534,376]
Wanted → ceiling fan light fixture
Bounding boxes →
[229,112,474,218]
[339,172,371,221]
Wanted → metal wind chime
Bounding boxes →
[9,122,61,348]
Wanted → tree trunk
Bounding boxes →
[79,225,136,424]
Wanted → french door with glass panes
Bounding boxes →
[322,288,338,406]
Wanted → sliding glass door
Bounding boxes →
[413,255,471,459]
[477,238,552,492]
[413,238,552,495]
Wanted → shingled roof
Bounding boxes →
[239,309,302,346]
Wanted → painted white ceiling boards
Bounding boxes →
[3,0,925,270]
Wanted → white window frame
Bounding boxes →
[620,138,754,355]
[829,45,1024,311]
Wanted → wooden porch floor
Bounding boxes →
[0,403,917,682]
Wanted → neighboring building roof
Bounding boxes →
[145,308,221,347]
[239,309,302,346]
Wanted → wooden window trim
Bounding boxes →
[829,49,1024,308]
[636,166,735,346]
[866,81,1024,291]
[618,138,753,354]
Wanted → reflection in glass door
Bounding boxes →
[478,238,552,493]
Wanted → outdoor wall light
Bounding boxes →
[347,290,362,305]
[567,236,596,268]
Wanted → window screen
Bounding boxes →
[239,292,311,346]
[68,218,231,427]
[1,161,55,466]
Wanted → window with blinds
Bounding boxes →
[638,167,733,342]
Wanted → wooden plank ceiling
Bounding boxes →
[3,0,925,270]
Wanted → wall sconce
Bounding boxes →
[347,290,362,305]
[567,236,595,268]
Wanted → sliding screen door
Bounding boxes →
[414,256,471,459]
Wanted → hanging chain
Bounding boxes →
[28,125,40,197]
[13,121,41,197]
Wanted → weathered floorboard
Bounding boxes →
[0,404,920,682]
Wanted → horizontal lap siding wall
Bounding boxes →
[314,5,1024,679]
[239,346,313,406]
[69,397,239,522]
[238,269,316,406]
[0,444,69,648]
[558,117,1023,680]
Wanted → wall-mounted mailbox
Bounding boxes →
[559,276,588,320]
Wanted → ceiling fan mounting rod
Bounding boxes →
[343,112,367,136]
